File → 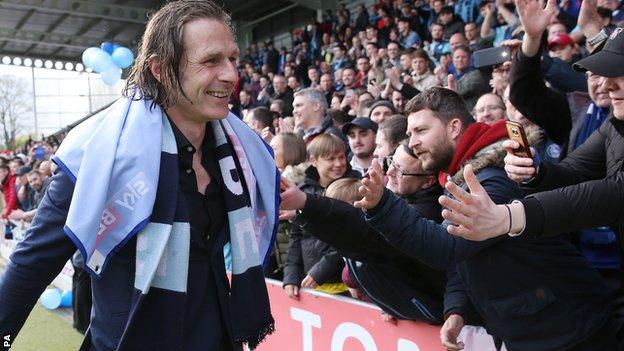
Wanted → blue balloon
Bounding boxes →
[61,290,73,307]
[89,48,115,73]
[101,67,122,85]
[111,47,134,69]
[101,41,114,54]
[40,288,62,310]
[81,47,101,69]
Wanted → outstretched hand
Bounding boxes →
[354,158,385,210]
[438,165,510,241]
[280,177,307,211]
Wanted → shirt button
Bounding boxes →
[187,146,194,152]
[186,168,192,174]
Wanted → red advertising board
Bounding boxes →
[257,279,444,351]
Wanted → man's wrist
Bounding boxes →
[587,28,608,49]
[521,35,541,57]
[508,200,526,237]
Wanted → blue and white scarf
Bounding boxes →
[52,96,279,348]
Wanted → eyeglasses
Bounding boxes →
[492,67,510,74]
[385,157,433,178]
[474,105,504,114]
[586,72,601,82]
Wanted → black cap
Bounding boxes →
[574,26,624,78]
[16,166,32,176]
[342,117,379,134]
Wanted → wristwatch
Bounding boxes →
[587,28,609,48]
[507,200,525,237]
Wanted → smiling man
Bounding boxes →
[0,2,279,351]
[342,117,377,176]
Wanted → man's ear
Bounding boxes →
[422,175,437,189]
[148,58,162,83]
[448,118,463,141]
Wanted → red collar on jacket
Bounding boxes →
[438,120,507,186]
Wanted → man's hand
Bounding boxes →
[367,79,382,99]
[447,74,457,92]
[517,0,557,56]
[438,164,510,240]
[8,209,24,221]
[440,314,465,351]
[500,39,523,56]
[384,67,403,90]
[354,158,384,210]
[261,127,274,143]
[380,311,398,324]
[578,0,602,39]
[280,178,307,211]
[503,139,536,182]
[516,0,557,39]
[301,274,318,289]
[279,210,296,221]
[276,117,293,133]
[284,284,299,300]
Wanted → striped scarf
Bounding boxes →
[53,96,278,349]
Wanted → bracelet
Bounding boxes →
[587,29,608,48]
[504,204,512,234]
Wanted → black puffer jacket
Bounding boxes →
[282,166,360,287]
[520,117,624,242]
[518,114,624,349]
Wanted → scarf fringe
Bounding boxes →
[241,318,276,350]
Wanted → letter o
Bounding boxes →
[331,322,377,351]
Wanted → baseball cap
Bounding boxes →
[342,117,379,135]
[574,25,624,78]
[15,165,32,176]
[548,33,574,50]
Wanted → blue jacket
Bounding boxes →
[0,171,238,351]
[366,166,611,351]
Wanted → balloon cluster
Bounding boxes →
[40,288,73,309]
[81,42,135,86]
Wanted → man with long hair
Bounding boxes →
[0,1,279,350]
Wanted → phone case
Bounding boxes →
[505,121,532,158]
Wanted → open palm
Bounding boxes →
[516,0,557,38]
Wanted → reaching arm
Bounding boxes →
[521,170,624,237]
[298,194,410,263]
[523,122,608,192]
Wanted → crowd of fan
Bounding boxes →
[2,0,624,347]
[230,0,624,348]
[0,140,57,229]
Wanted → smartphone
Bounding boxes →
[473,46,512,68]
[505,121,532,159]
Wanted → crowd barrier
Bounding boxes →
[257,279,504,351]
[1,223,502,350]
[0,221,73,291]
